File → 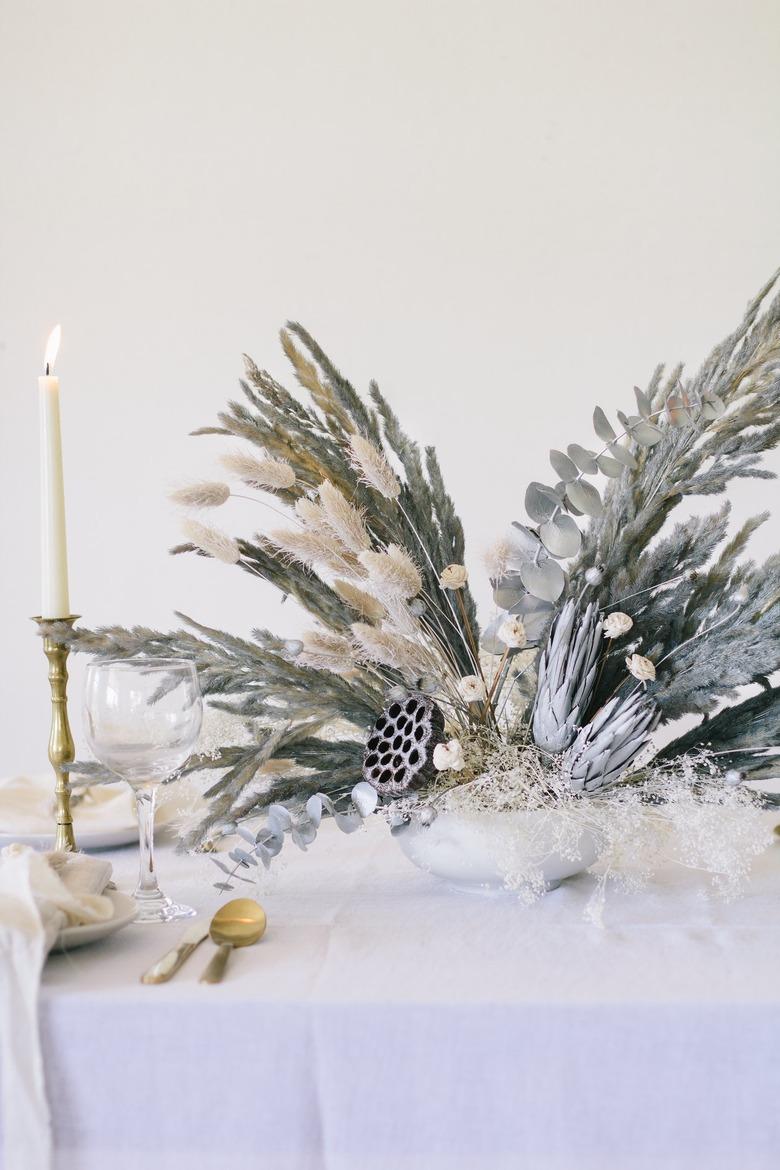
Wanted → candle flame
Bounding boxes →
[44,325,62,375]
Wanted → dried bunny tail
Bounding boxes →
[358,544,422,601]
[332,578,386,622]
[298,629,357,674]
[295,497,327,527]
[351,622,429,679]
[182,519,241,564]
[169,482,231,509]
[220,449,296,491]
[318,480,371,553]
[484,538,511,580]
[347,434,400,499]
[267,527,357,574]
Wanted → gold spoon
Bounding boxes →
[199,898,267,984]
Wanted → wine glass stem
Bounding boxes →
[134,786,162,902]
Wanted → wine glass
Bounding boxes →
[83,658,202,923]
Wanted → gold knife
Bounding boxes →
[141,922,209,984]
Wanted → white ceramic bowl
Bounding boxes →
[394,808,600,894]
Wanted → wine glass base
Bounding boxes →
[132,895,197,924]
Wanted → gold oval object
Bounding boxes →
[199,898,267,983]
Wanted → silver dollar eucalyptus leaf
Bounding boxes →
[549,449,579,482]
[505,523,545,569]
[593,406,616,443]
[525,481,560,523]
[539,512,582,558]
[305,794,323,827]
[520,558,565,602]
[607,441,637,469]
[632,420,663,446]
[565,479,603,517]
[633,385,653,419]
[567,444,599,475]
[596,452,624,477]
[532,601,602,753]
[492,571,526,610]
[351,780,379,818]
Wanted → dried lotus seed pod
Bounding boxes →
[362,691,445,795]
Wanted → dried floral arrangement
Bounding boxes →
[51,274,780,900]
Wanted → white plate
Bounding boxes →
[0,823,139,851]
[54,889,137,951]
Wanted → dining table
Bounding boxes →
[26,816,780,1170]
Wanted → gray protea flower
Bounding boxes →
[532,600,602,752]
[562,690,659,794]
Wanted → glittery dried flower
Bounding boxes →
[602,612,633,639]
[626,653,656,682]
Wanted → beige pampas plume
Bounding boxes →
[351,622,429,679]
[298,629,356,674]
[332,578,385,622]
[317,481,371,553]
[347,434,400,499]
[170,482,231,509]
[182,519,241,564]
[484,538,511,580]
[295,497,327,527]
[267,527,356,574]
[220,449,296,491]
[358,544,422,601]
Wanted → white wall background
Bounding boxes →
[1,0,779,774]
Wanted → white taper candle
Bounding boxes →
[39,325,70,618]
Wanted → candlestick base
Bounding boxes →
[33,616,80,852]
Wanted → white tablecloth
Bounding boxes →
[16,819,780,1170]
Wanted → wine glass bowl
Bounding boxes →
[83,658,202,923]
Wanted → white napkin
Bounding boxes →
[0,774,137,840]
[0,845,114,1170]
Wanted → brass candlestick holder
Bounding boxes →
[33,615,79,852]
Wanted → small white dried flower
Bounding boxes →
[723,769,744,786]
[585,565,604,586]
[358,545,422,601]
[170,482,231,509]
[182,519,241,564]
[284,639,303,657]
[603,612,634,639]
[347,434,401,499]
[458,675,486,703]
[220,450,295,491]
[433,739,466,772]
[439,563,468,590]
[626,653,656,682]
[497,615,527,649]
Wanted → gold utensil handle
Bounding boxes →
[141,940,204,985]
[200,943,233,984]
